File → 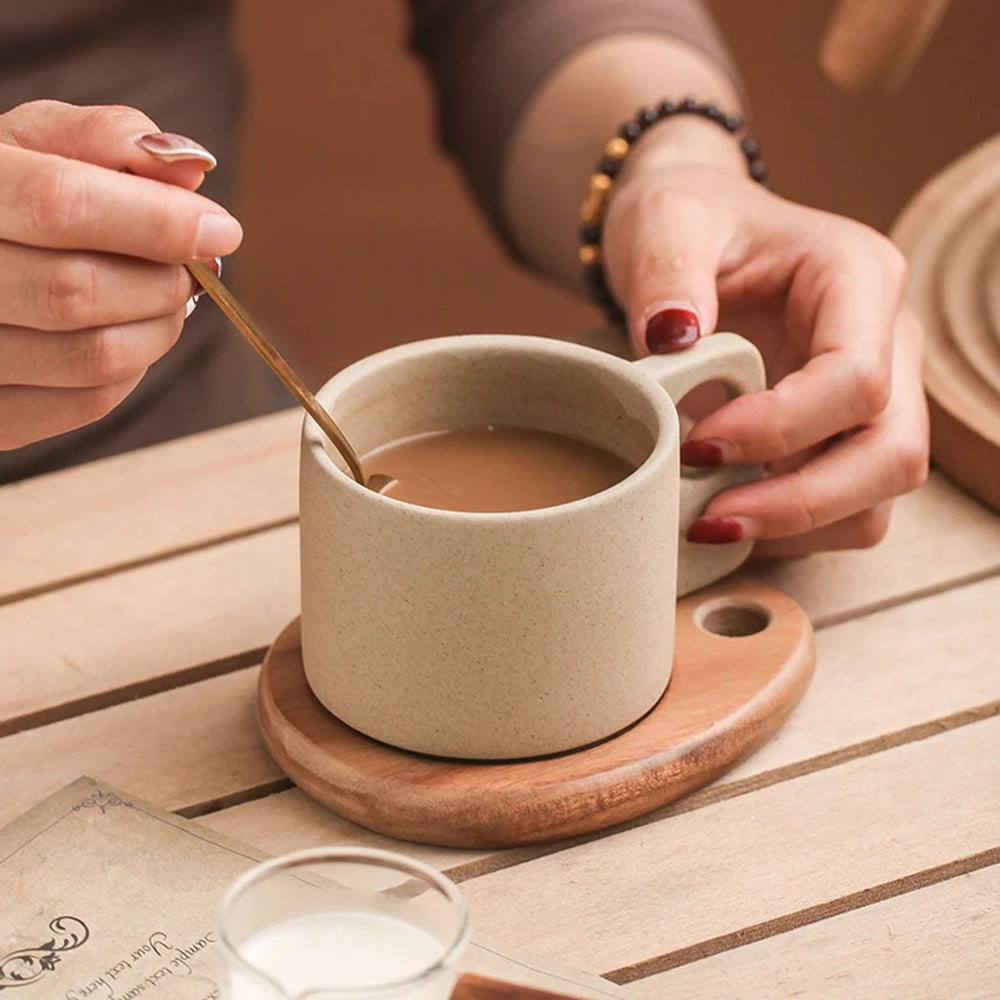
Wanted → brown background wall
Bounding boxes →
[232,0,1000,385]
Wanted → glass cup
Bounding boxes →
[215,847,471,999]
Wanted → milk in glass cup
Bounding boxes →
[215,848,471,999]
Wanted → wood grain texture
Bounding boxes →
[716,571,1000,787]
[892,132,1000,511]
[256,578,814,847]
[0,408,300,605]
[747,471,1000,626]
[0,669,285,827]
[624,856,1000,998]
[199,787,490,871]
[0,526,299,735]
[457,715,1000,976]
[206,570,1000,874]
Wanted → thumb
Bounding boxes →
[606,189,726,357]
[0,99,215,191]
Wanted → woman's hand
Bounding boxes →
[0,100,242,450]
[603,131,929,556]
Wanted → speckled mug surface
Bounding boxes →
[299,333,765,760]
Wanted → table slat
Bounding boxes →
[750,471,1000,626]
[625,861,1000,998]
[714,572,1000,787]
[199,788,489,872]
[0,526,299,733]
[457,716,1000,976]
[0,669,284,826]
[0,409,300,604]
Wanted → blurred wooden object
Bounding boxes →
[892,133,1000,513]
[820,0,951,92]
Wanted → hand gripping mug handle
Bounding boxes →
[633,332,766,596]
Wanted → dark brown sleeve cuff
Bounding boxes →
[408,0,742,249]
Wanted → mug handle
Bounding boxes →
[633,332,767,596]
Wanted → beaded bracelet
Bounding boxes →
[578,97,768,329]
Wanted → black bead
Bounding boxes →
[598,156,621,178]
[704,103,723,122]
[722,113,742,132]
[579,222,601,244]
[637,105,660,128]
[589,285,614,305]
[582,264,604,289]
[680,96,699,112]
[606,304,627,326]
[748,160,768,182]
[618,120,642,142]
[657,99,679,117]
[740,137,760,158]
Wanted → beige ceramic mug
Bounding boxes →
[300,333,765,760]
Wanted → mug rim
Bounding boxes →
[302,333,680,521]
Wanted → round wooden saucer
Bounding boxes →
[257,577,814,848]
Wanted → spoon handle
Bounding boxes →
[185,261,366,485]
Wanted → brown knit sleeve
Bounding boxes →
[407,0,742,240]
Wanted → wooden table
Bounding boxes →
[3,407,1000,997]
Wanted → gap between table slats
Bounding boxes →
[621,855,1000,997]
[454,716,1000,976]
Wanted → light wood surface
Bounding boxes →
[256,579,814,847]
[1,410,997,996]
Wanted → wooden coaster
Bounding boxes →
[257,577,814,848]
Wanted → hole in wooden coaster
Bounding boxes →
[695,599,771,637]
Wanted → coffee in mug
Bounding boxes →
[299,333,765,759]
[362,424,637,513]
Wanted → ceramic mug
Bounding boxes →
[299,333,764,760]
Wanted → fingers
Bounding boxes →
[0,100,214,190]
[687,309,929,549]
[603,180,731,356]
[0,310,186,388]
[683,223,906,464]
[0,144,242,262]
[0,243,192,330]
[751,503,893,558]
[0,374,144,451]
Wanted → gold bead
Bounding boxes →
[579,173,612,226]
[603,136,629,160]
[579,244,600,267]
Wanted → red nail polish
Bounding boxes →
[681,440,725,466]
[686,517,746,544]
[645,308,700,353]
[136,132,217,169]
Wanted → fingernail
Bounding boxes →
[194,213,242,258]
[190,257,222,301]
[686,515,760,544]
[681,438,737,466]
[136,132,218,169]
[645,307,700,353]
